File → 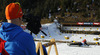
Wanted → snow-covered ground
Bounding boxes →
[24,23,100,55]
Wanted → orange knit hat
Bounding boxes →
[5,3,23,19]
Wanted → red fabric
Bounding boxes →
[82,39,86,43]
[0,38,9,55]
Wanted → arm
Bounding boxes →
[26,39,37,55]
[24,35,37,55]
[20,32,37,55]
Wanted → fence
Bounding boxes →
[35,39,100,45]
[36,39,58,55]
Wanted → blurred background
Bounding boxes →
[0,0,100,24]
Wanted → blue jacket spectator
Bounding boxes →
[0,3,37,55]
[0,22,37,55]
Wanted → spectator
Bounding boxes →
[0,3,37,55]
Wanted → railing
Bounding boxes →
[36,39,58,55]
[35,39,100,45]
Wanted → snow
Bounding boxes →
[24,23,100,55]
[48,43,100,55]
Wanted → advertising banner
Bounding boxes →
[84,22,93,25]
[77,22,84,25]
[93,22,100,25]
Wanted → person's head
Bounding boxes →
[83,39,86,42]
[5,2,23,26]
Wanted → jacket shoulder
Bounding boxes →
[17,31,34,41]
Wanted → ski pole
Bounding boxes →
[40,30,47,36]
